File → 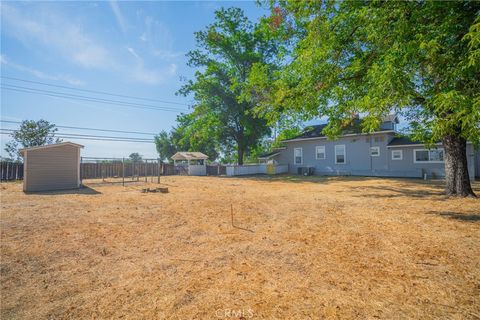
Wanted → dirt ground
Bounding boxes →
[1,175,479,319]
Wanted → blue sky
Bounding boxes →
[0,1,268,158]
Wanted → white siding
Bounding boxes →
[188,165,206,176]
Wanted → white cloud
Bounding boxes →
[126,47,140,60]
[168,63,177,76]
[130,59,169,86]
[140,15,183,60]
[1,3,112,69]
[132,66,163,85]
[123,47,176,85]
[1,3,179,86]
[109,0,127,35]
[1,54,86,86]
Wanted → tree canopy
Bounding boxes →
[128,152,143,162]
[5,119,61,161]
[154,114,219,163]
[177,7,279,164]
[248,1,479,196]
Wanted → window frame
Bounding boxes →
[294,147,303,165]
[413,148,445,163]
[315,146,326,160]
[370,146,380,157]
[391,150,403,160]
[334,145,346,164]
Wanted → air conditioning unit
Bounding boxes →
[297,167,314,176]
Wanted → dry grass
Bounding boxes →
[1,176,479,319]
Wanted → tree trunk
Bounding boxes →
[443,134,476,197]
[237,147,244,165]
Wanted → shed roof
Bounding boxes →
[171,151,208,161]
[19,142,84,156]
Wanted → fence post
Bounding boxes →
[80,157,83,184]
[157,159,161,184]
[122,158,125,186]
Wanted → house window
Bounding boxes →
[429,149,444,162]
[316,146,325,159]
[391,150,403,160]
[335,145,346,164]
[414,148,444,163]
[294,148,303,165]
[370,147,380,157]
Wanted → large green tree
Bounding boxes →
[5,119,61,161]
[128,152,143,162]
[154,130,176,162]
[154,114,219,162]
[250,1,480,197]
[178,7,278,164]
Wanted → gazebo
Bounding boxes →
[171,152,208,176]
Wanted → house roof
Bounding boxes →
[258,151,280,159]
[258,147,286,159]
[386,136,453,148]
[284,117,394,142]
[171,151,209,161]
[387,136,423,146]
[19,142,84,155]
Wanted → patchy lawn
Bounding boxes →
[1,176,479,319]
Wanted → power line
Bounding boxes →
[1,75,189,106]
[0,120,157,136]
[1,85,187,113]
[0,132,154,143]
[2,83,185,111]
[0,128,154,141]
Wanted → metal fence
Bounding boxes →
[0,161,23,181]
[80,157,173,185]
[206,165,227,176]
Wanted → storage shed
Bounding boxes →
[20,142,84,192]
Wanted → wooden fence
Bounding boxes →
[0,162,24,181]
[0,161,228,182]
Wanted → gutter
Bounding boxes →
[387,142,473,148]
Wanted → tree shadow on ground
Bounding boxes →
[26,185,101,195]
[349,184,447,199]
[427,211,480,223]
[216,174,365,184]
